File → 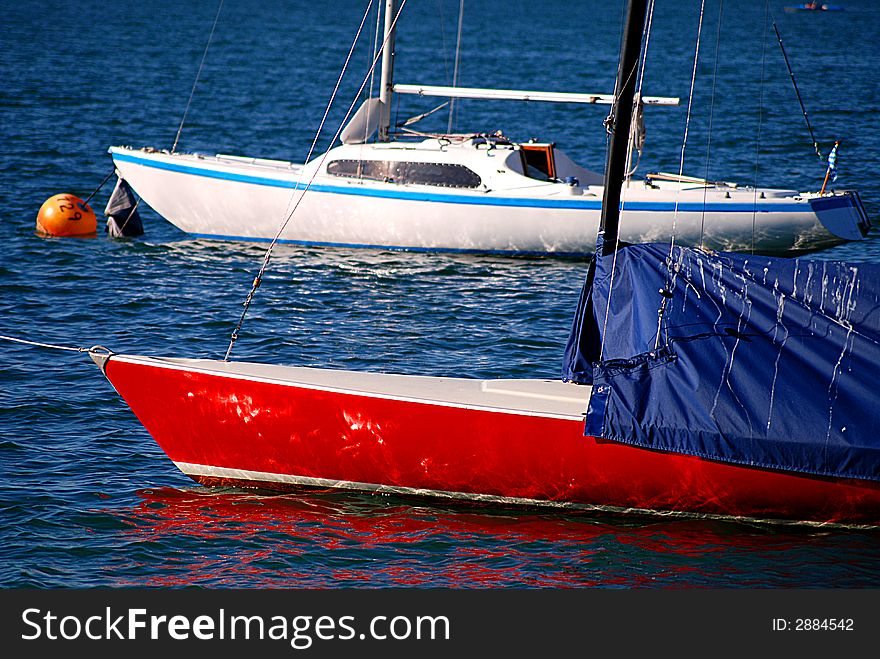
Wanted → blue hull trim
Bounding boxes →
[112,150,812,215]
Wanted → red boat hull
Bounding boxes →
[101,355,880,527]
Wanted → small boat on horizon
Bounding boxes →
[783,3,844,12]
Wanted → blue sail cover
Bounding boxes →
[562,239,880,481]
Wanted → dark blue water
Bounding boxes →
[2,0,880,588]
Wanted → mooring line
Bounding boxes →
[82,168,117,207]
[0,334,112,356]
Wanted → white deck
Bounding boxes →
[96,353,592,421]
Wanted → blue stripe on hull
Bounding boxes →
[112,150,812,215]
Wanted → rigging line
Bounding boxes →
[603,50,642,137]
[753,0,771,254]
[636,0,655,93]
[448,0,465,134]
[436,0,451,87]
[625,0,655,178]
[370,0,382,100]
[300,0,378,172]
[652,0,706,351]
[667,0,706,258]
[358,0,382,150]
[272,0,375,244]
[605,1,648,139]
[772,19,822,162]
[398,101,449,127]
[698,0,724,250]
[171,0,225,154]
[224,0,377,362]
[225,0,409,362]
[603,0,630,136]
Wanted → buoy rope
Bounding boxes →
[224,0,408,362]
[82,168,116,207]
[0,333,112,356]
[171,0,225,154]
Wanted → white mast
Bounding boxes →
[378,0,397,142]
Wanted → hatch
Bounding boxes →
[520,142,557,181]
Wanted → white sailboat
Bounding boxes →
[108,0,869,255]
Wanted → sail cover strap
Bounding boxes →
[562,239,880,482]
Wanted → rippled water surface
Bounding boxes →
[2,0,880,588]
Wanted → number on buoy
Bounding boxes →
[36,194,97,237]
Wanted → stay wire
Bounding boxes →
[772,19,822,162]
[224,0,409,362]
[668,0,706,258]
[369,0,382,103]
[436,0,451,86]
[698,0,724,250]
[356,2,382,165]
[602,0,631,137]
[224,0,377,361]
[636,0,655,109]
[603,22,643,137]
[171,0,225,154]
[654,0,706,351]
[753,0,772,254]
[448,0,465,134]
[624,0,655,178]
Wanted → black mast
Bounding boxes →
[599,0,648,256]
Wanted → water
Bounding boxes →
[2,0,880,589]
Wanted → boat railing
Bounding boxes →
[215,154,303,172]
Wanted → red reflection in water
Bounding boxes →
[116,487,820,588]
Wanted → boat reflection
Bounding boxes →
[115,486,850,588]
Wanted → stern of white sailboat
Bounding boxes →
[808,190,872,241]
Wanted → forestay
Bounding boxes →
[563,238,880,482]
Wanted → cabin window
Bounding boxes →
[327,160,482,188]
[520,143,556,181]
[326,159,388,181]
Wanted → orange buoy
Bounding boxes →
[36,194,97,237]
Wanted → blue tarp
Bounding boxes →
[562,239,880,481]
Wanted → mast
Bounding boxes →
[378,0,397,142]
[599,0,648,256]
